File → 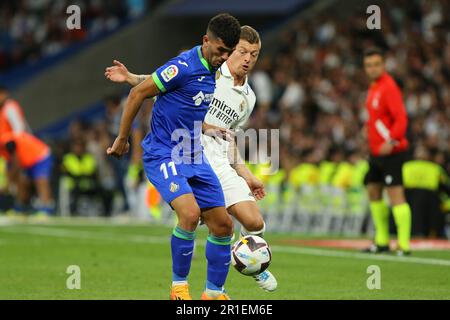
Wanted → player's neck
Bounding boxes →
[200,45,212,71]
[372,72,386,84]
[201,45,207,59]
[234,76,245,86]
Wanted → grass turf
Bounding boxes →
[1,221,450,300]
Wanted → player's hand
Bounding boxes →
[105,60,129,83]
[202,123,234,143]
[107,137,130,158]
[378,141,394,156]
[246,176,266,201]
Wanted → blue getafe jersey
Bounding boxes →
[142,46,215,160]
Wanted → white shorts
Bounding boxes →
[202,135,255,208]
[214,163,255,208]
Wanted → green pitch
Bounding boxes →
[1,219,450,300]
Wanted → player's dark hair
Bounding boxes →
[207,13,241,49]
[240,25,260,44]
[0,85,9,93]
[363,47,384,59]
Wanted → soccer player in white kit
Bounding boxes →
[105,26,277,292]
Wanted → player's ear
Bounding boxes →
[202,34,209,47]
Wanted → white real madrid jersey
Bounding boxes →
[201,61,256,164]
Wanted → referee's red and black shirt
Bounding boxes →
[365,72,409,156]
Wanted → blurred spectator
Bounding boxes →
[0,131,54,215]
[52,94,153,216]
[0,86,30,135]
[0,0,152,72]
[62,138,112,216]
[403,145,450,238]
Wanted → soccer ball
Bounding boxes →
[231,235,272,276]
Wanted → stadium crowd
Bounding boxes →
[249,0,450,174]
[0,0,152,72]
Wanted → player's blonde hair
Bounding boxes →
[240,25,260,45]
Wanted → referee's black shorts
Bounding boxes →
[364,150,410,187]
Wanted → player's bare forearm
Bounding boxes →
[117,93,143,140]
[107,76,159,158]
[234,163,255,183]
[127,73,150,87]
[104,60,150,87]
[228,138,253,182]
[118,79,158,139]
[229,139,266,200]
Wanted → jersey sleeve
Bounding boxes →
[384,84,408,141]
[151,58,189,93]
[5,102,26,133]
[233,111,251,130]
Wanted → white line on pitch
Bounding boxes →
[2,226,450,267]
[0,226,169,244]
[270,245,450,267]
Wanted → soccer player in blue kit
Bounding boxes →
[106,14,241,300]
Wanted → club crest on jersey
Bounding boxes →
[215,69,221,80]
[169,182,179,193]
[240,101,246,112]
[161,65,178,82]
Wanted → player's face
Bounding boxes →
[203,35,235,68]
[364,54,385,81]
[229,40,261,77]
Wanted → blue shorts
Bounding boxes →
[25,155,53,180]
[143,151,225,209]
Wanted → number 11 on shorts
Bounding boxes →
[160,161,178,179]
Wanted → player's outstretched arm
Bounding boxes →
[107,77,160,158]
[228,137,266,200]
[105,60,150,87]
